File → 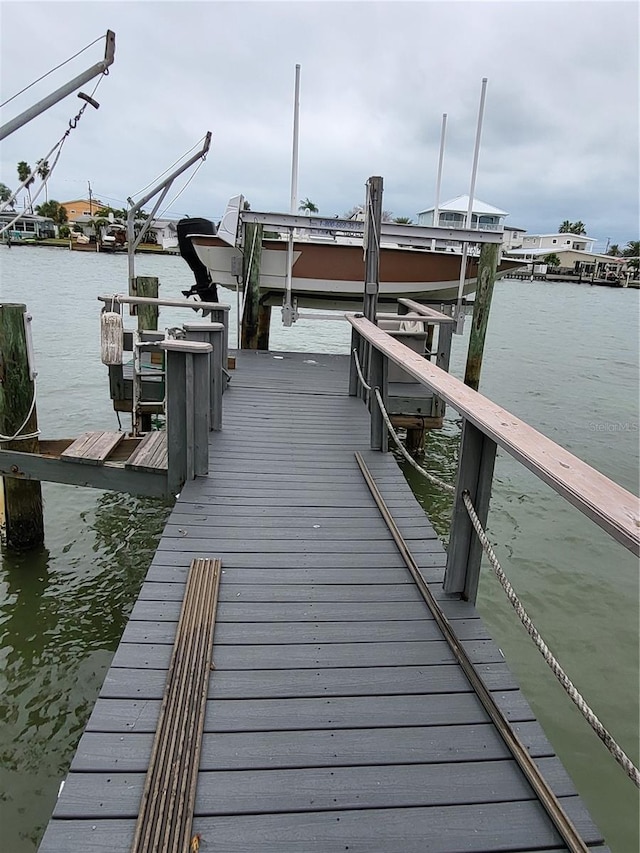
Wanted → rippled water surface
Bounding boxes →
[1,247,638,851]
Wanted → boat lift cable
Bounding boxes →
[354,451,590,853]
[131,136,208,201]
[461,490,640,789]
[157,158,206,221]
[0,34,104,109]
[0,76,104,233]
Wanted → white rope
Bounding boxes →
[462,489,640,788]
[374,387,455,493]
[351,347,371,392]
[0,378,40,442]
[350,348,455,494]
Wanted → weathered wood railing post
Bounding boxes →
[159,340,212,497]
[444,418,497,602]
[464,243,499,391]
[183,322,225,431]
[369,345,388,452]
[241,223,263,349]
[0,304,44,549]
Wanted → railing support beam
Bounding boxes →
[444,418,497,601]
[369,347,388,452]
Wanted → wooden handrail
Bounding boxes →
[347,314,640,556]
[397,299,455,323]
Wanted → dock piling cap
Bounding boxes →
[159,340,212,353]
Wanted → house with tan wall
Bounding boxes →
[60,199,105,221]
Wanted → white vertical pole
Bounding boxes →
[283,64,301,327]
[455,77,488,334]
[431,113,447,252]
[290,64,301,216]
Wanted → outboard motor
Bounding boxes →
[177,217,219,304]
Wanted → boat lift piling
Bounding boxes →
[240,223,264,349]
[0,304,44,550]
[464,242,499,392]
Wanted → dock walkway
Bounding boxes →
[38,350,607,852]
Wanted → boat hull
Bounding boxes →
[191,235,522,309]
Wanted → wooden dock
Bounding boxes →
[38,349,608,852]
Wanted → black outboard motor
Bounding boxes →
[177,217,219,304]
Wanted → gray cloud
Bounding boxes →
[1,1,637,248]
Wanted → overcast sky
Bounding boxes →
[1,1,638,249]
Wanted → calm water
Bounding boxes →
[0,246,638,851]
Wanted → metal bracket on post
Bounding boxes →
[160,339,212,497]
[444,418,497,602]
[183,322,225,431]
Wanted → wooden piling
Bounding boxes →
[241,223,263,349]
[0,304,44,550]
[464,242,499,392]
[256,302,271,351]
[134,277,159,331]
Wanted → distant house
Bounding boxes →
[502,226,527,251]
[0,211,56,239]
[60,198,105,222]
[417,195,508,232]
[149,218,179,249]
[519,233,596,253]
[504,245,627,278]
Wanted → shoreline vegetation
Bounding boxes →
[2,237,171,254]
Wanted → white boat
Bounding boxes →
[186,196,524,311]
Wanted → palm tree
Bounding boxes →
[36,159,50,202]
[623,240,640,270]
[607,244,622,256]
[559,220,572,233]
[0,182,13,209]
[394,216,413,224]
[571,221,586,235]
[17,161,35,212]
[298,197,318,215]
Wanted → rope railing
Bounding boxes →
[461,489,640,788]
[374,388,455,494]
[351,347,371,392]
[351,347,454,492]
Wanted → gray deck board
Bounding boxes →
[39,349,608,853]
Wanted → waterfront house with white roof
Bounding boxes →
[417,195,508,232]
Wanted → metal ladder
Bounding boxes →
[131,331,166,435]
